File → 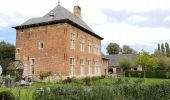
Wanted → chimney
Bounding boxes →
[74,5,81,18]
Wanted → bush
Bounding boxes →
[120,59,132,71]
[125,71,170,79]
[0,91,15,100]
[62,77,72,84]
[39,72,51,80]
[32,84,170,100]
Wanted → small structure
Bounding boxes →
[105,54,139,75]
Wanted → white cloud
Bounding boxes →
[127,15,148,24]
[1,0,170,53]
[0,18,8,27]
[163,16,170,22]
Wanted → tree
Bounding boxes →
[120,59,132,71]
[136,50,149,78]
[122,45,136,54]
[158,43,161,55]
[165,42,170,56]
[161,43,165,55]
[0,41,15,74]
[106,42,120,55]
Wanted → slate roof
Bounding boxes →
[13,5,103,40]
[105,54,138,67]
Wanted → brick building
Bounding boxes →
[13,4,107,79]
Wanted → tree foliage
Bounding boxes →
[122,45,136,54]
[0,41,15,74]
[120,59,132,71]
[161,43,165,55]
[165,42,170,56]
[106,42,120,55]
[136,50,149,69]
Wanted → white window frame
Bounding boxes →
[39,41,44,49]
[95,61,101,75]
[16,48,20,54]
[30,58,35,75]
[80,37,85,52]
[88,40,92,53]
[80,59,85,76]
[70,33,75,49]
[69,57,75,76]
[88,60,92,75]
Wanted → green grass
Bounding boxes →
[0,88,34,100]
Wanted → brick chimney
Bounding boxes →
[74,5,81,18]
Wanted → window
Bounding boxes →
[98,44,101,55]
[93,41,97,54]
[88,60,92,75]
[80,37,85,52]
[69,58,75,76]
[88,40,92,53]
[95,61,100,75]
[80,59,85,76]
[30,59,35,75]
[16,48,20,54]
[39,42,44,49]
[70,33,75,49]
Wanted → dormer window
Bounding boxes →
[39,42,44,49]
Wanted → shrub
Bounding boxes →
[62,77,72,84]
[39,72,51,80]
[166,72,170,78]
[125,71,170,79]
[32,84,170,100]
[82,77,91,86]
[120,59,132,71]
[0,91,15,100]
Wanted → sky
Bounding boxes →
[1,0,170,54]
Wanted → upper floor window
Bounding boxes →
[93,41,97,54]
[39,42,44,49]
[88,40,92,53]
[70,33,75,49]
[80,37,85,52]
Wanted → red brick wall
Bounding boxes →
[16,23,102,78]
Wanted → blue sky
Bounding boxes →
[1,0,170,54]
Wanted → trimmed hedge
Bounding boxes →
[32,84,170,100]
[125,71,170,79]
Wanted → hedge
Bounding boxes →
[32,84,170,100]
[125,71,170,79]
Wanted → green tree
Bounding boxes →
[158,43,161,55]
[165,42,170,56]
[0,41,15,74]
[156,58,167,70]
[106,42,120,55]
[136,50,149,78]
[161,43,165,55]
[122,45,136,54]
[120,58,132,71]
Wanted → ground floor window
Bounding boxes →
[69,58,75,76]
[30,58,35,75]
[80,59,84,76]
[88,60,92,75]
[95,61,100,75]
